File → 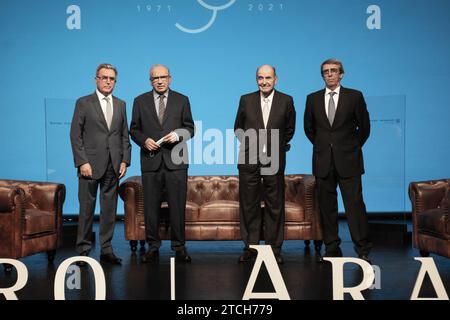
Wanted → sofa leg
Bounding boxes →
[47,250,56,262]
[130,240,138,252]
[3,263,13,273]
[314,240,323,253]
[419,250,430,257]
[139,240,146,252]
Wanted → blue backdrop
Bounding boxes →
[0,0,449,214]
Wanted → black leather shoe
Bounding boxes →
[275,254,284,265]
[317,248,343,263]
[100,253,122,265]
[76,251,89,267]
[358,254,372,264]
[238,249,256,263]
[175,249,191,263]
[141,250,159,263]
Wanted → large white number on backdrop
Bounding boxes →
[175,0,236,34]
[366,5,381,30]
[66,5,81,30]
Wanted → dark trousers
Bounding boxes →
[316,160,372,256]
[239,169,285,255]
[77,159,118,255]
[142,163,187,252]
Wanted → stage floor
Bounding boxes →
[1,221,449,301]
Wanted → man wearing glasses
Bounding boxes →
[304,58,372,263]
[70,63,131,266]
[130,64,195,263]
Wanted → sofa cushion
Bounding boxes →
[24,209,55,236]
[185,201,201,221]
[285,201,305,222]
[417,209,449,240]
[198,200,239,222]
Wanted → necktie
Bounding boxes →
[262,98,269,128]
[158,94,165,124]
[104,97,112,130]
[327,92,336,126]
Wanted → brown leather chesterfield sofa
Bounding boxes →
[0,179,66,272]
[409,178,450,258]
[119,174,322,252]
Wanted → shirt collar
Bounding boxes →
[153,89,169,100]
[260,89,275,102]
[96,89,112,101]
[325,86,341,96]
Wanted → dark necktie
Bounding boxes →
[158,94,165,124]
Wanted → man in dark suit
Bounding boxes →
[130,64,195,263]
[70,63,131,265]
[234,64,296,264]
[304,58,372,263]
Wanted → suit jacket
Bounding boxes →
[234,90,296,175]
[70,93,132,180]
[130,90,195,172]
[303,86,370,178]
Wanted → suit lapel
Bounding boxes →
[333,86,346,127]
[110,96,120,131]
[162,90,175,125]
[266,90,278,129]
[90,93,109,130]
[316,89,331,129]
[147,90,161,127]
[253,91,264,129]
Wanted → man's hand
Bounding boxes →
[163,132,178,144]
[119,162,127,179]
[80,163,93,178]
[145,138,160,151]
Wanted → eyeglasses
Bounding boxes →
[150,75,170,82]
[322,68,340,76]
[97,76,116,82]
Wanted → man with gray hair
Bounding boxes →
[234,64,296,264]
[304,58,372,263]
[70,63,131,266]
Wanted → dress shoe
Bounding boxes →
[175,249,192,263]
[317,248,343,263]
[141,250,159,263]
[275,254,284,265]
[358,254,372,264]
[100,253,122,265]
[76,251,89,267]
[238,249,256,263]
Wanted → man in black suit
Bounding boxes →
[234,64,296,264]
[70,63,131,265]
[304,58,372,262]
[130,64,195,263]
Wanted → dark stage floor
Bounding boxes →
[1,220,450,302]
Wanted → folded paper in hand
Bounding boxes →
[155,137,165,146]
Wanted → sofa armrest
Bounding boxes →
[301,175,317,220]
[26,182,66,213]
[409,179,449,214]
[0,186,22,213]
[292,174,322,239]
[119,176,144,240]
